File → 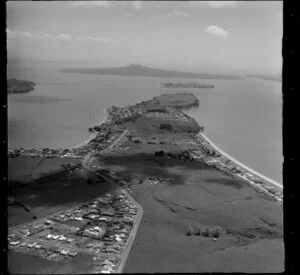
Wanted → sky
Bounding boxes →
[6,1,283,75]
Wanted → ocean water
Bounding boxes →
[7,63,282,183]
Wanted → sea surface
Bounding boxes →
[7,62,282,183]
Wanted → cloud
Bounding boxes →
[206,25,230,37]
[6,29,33,39]
[57,33,73,41]
[132,1,143,9]
[84,35,110,43]
[207,1,236,8]
[149,10,191,22]
[173,10,191,18]
[7,29,117,45]
[70,1,111,8]
[189,1,236,8]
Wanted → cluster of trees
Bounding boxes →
[200,146,220,157]
[147,108,168,113]
[186,225,222,238]
[159,123,173,131]
[154,150,194,161]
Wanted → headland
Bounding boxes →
[161,82,214,89]
[8,92,283,273]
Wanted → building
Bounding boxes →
[69,251,78,257]
[60,249,69,256]
[27,243,36,248]
[10,241,20,246]
[102,207,115,217]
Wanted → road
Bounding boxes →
[9,128,143,272]
[9,193,104,231]
[197,133,283,189]
[99,130,129,155]
[116,189,143,273]
[82,129,128,168]
[11,231,97,255]
[81,130,144,273]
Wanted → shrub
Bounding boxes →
[195,225,202,236]
[211,226,222,238]
[201,226,210,237]
[186,226,194,236]
[159,124,173,131]
[201,226,222,238]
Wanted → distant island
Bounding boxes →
[161,82,214,89]
[7,79,36,94]
[62,64,243,80]
[246,74,281,82]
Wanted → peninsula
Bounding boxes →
[61,64,243,80]
[7,79,36,94]
[161,82,214,89]
[246,74,281,82]
[8,92,283,273]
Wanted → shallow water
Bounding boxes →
[7,62,282,183]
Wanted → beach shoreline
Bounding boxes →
[197,132,282,189]
[72,108,108,149]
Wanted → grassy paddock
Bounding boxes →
[8,157,113,227]
[97,154,283,273]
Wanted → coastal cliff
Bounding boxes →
[7,79,36,94]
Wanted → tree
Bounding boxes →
[119,222,125,229]
[211,226,222,238]
[159,124,173,131]
[186,225,194,236]
[195,225,202,236]
[202,226,210,237]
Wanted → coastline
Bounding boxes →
[197,132,283,189]
[72,108,108,149]
[8,92,283,273]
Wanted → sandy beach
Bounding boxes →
[198,132,283,189]
[72,108,108,149]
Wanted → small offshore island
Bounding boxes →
[7,79,36,94]
[8,92,283,273]
[161,82,214,89]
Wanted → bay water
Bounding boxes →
[7,63,282,183]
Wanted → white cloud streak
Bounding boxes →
[7,29,33,38]
[57,33,73,41]
[70,1,142,10]
[70,1,111,8]
[132,1,143,10]
[173,10,191,18]
[7,29,117,45]
[206,25,230,38]
[189,1,236,8]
